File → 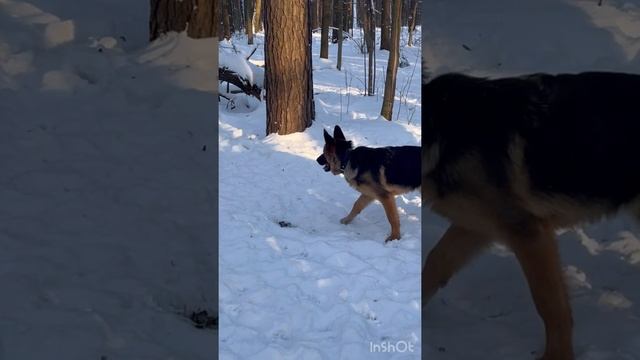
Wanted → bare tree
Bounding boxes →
[253,0,263,32]
[362,0,376,95]
[380,0,392,50]
[320,0,332,58]
[244,0,254,44]
[381,0,402,120]
[336,0,343,70]
[265,0,315,134]
[150,0,216,41]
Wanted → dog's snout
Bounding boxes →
[317,154,331,172]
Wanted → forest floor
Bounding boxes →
[0,0,217,358]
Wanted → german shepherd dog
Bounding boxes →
[422,72,640,359]
[316,125,421,242]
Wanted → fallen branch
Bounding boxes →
[218,67,262,100]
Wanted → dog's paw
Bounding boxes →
[340,216,352,225]
[385,234,401,243]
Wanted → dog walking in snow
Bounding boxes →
[316,125,421,242]
[421,72,640,360]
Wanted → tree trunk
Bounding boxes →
[407,0,418,47]
[320,0,332,58]
[245,0,254,44]
[253,0,263,32]
[265,0,314,135]
[381,0,401,120]
[380,0,391,50]
[222,0,231,39]
[336,0,343,70]
[363,0,376,95]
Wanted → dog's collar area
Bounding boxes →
[338,149,351,173]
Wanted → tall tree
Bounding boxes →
[253,0,263,32]
[380,0,392,50]
[407,0,419,47]
[264,0,315,134]
[244,0,254,44]
[363,0,376,95]
[336,0,343,70]
[150,0,216,41]
[320,0,332,58]
[380,0,401,120]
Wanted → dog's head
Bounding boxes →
[316,125,353,175]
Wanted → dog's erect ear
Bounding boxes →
[333,125,346,141]
[323,129,333,144]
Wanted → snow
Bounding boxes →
[423,0,640,358]
[219,29,422,359]
[1,0,216,358]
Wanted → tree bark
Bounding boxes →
[253,0,263,32]
[245,0,254,44]
[363,0,376,95]
[265,0,315,135]
[320,0,332,58]
[149,0,216,41]
[381,0,401,120]
[380,0,391,50]
[222,0,231,39]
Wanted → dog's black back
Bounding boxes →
[349,146,421,189]
[423,72,640,209]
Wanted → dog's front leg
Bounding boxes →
[379,195,401,242]
[508,224,574,360]
[341,194,373,224]
[422,224,491,307]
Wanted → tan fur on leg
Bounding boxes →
[422,224,491,307]
[341,194,374,224]
[508,224,574,360]
[379,195,401,242]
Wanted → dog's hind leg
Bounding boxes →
[380,195,402,242]
[422,224,491,307]
[341,194,374,224]
[508,223,574,360]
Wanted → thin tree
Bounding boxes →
[380,0,391,50]
[380,0,401,120]
[320,0,332,58]
[245,0,254,44]
[336,0,343,70]
[253,0,263,32]
[407,0,419,47]
[363,0,376,95]
[264,0,315,134]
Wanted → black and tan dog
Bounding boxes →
[422,72,640,360]
[316,125,420,242]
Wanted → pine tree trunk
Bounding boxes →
[222,0,231,39]
[245,0,254,44]
[253,0,263,32]
[363,0,376,95]
[265,0,315,135]
[380,0,392,50]
[381,0,401,120]
[320,0,332,58]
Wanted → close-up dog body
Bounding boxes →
[422,72,640,359]
[317,126,421,242]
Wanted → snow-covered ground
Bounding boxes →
[1,1,216,358]
[218,29,422,359]
[423,1,640,359]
